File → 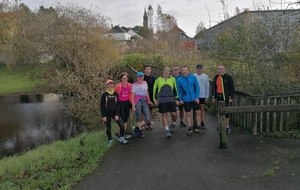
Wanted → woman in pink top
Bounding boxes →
[131,72,153,138]
[114,72,132,139]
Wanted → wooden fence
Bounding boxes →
[126,65,300,136]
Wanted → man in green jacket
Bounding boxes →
[153,67,179,138]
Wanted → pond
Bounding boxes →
[0,94,87,159]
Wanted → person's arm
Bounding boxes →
[145,82,151,104]
[177,79,182,101]
[173,77,179,99]
[115,92,120,117]
[153,78,158,103]
[131,91,136,112]
[127,83,132,103]
[211,76,217,99]
[114,84,119,94]
[194,76,200,101]
[205,76,210,99]
[228,75,235,99]
[100,93,106,118]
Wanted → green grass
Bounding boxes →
[0,65,47,95]
[0,130,115,190]
[258,166,280,177]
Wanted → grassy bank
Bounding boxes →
[0,65,48,95]
[0,130,115,190]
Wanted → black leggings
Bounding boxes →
[104,116,124,140]
[119,100,131,123]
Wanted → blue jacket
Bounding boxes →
[177,74,200,102]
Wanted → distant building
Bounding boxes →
[195,9,300,50]
[143,8,148,28]
[168,26,196,51]
[103,25,131,41]
[127,29,143,39]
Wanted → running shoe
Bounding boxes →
[170,123,176,133]
[180,121,187,127]
[186,127,193,136]
[139,130,145,138]
[201,121,206,129]
[166,130,172,138]
[226,127,231,134]
[125,133,132,139]
[119,137,128,144]
[133,126,139,137]
[107,140,112,146]
[194,126,205,134]
[114,133,120,140]
[146,123,153,130]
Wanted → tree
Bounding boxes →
[12,3,121,129]
[195,21,206,36]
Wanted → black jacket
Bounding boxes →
[100,91,120,118]
[212,74,234,100]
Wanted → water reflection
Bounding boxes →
[0,94,87,159]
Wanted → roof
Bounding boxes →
[106,25,127,34]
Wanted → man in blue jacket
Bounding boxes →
[177,66,204,135]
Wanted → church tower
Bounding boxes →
[143,8,148,28]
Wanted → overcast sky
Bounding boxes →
[21,0,298,37]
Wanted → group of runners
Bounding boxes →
[100,64,234,146]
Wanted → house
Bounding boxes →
[168,26,196,51]
[127,29,143,39]
[195,9,300,50]
[103,25,131,41]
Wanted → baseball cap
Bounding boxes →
[196,64,203,69]
[136,72,144,77]
[106,79,114,85]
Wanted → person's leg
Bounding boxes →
[193,102,201,126]
[184,102,193,135]
[162,113,168,126]
[114,118,128,144]
[225,100,231,133]
[199,98,206,128]
[168,102,177,132]
[123,101,131,131]
[179,106,186,127]
[184,102,192,126]
[193,102,204,134]
[134,100,145,136]
[105,117,113,146]
[159,103,171,137]
[179,107,184,121]
[115,101,125,138]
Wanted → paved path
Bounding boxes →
[73,111,300,190]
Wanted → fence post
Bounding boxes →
[218,101,227,149]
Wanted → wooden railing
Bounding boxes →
[218,101,300,149]
[126,65,300,137]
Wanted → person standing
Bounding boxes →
[212,65,235,134]
[114,72,132,139]
[143,64,156,129]
[194,64,210,129]
[153,67,179,138]
[100,79,128,146]
[132,72,153,138]
[172,66,187,127]
[177,66,204,135]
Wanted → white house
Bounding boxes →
[103,25,131,41]
[127,29,143,39]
